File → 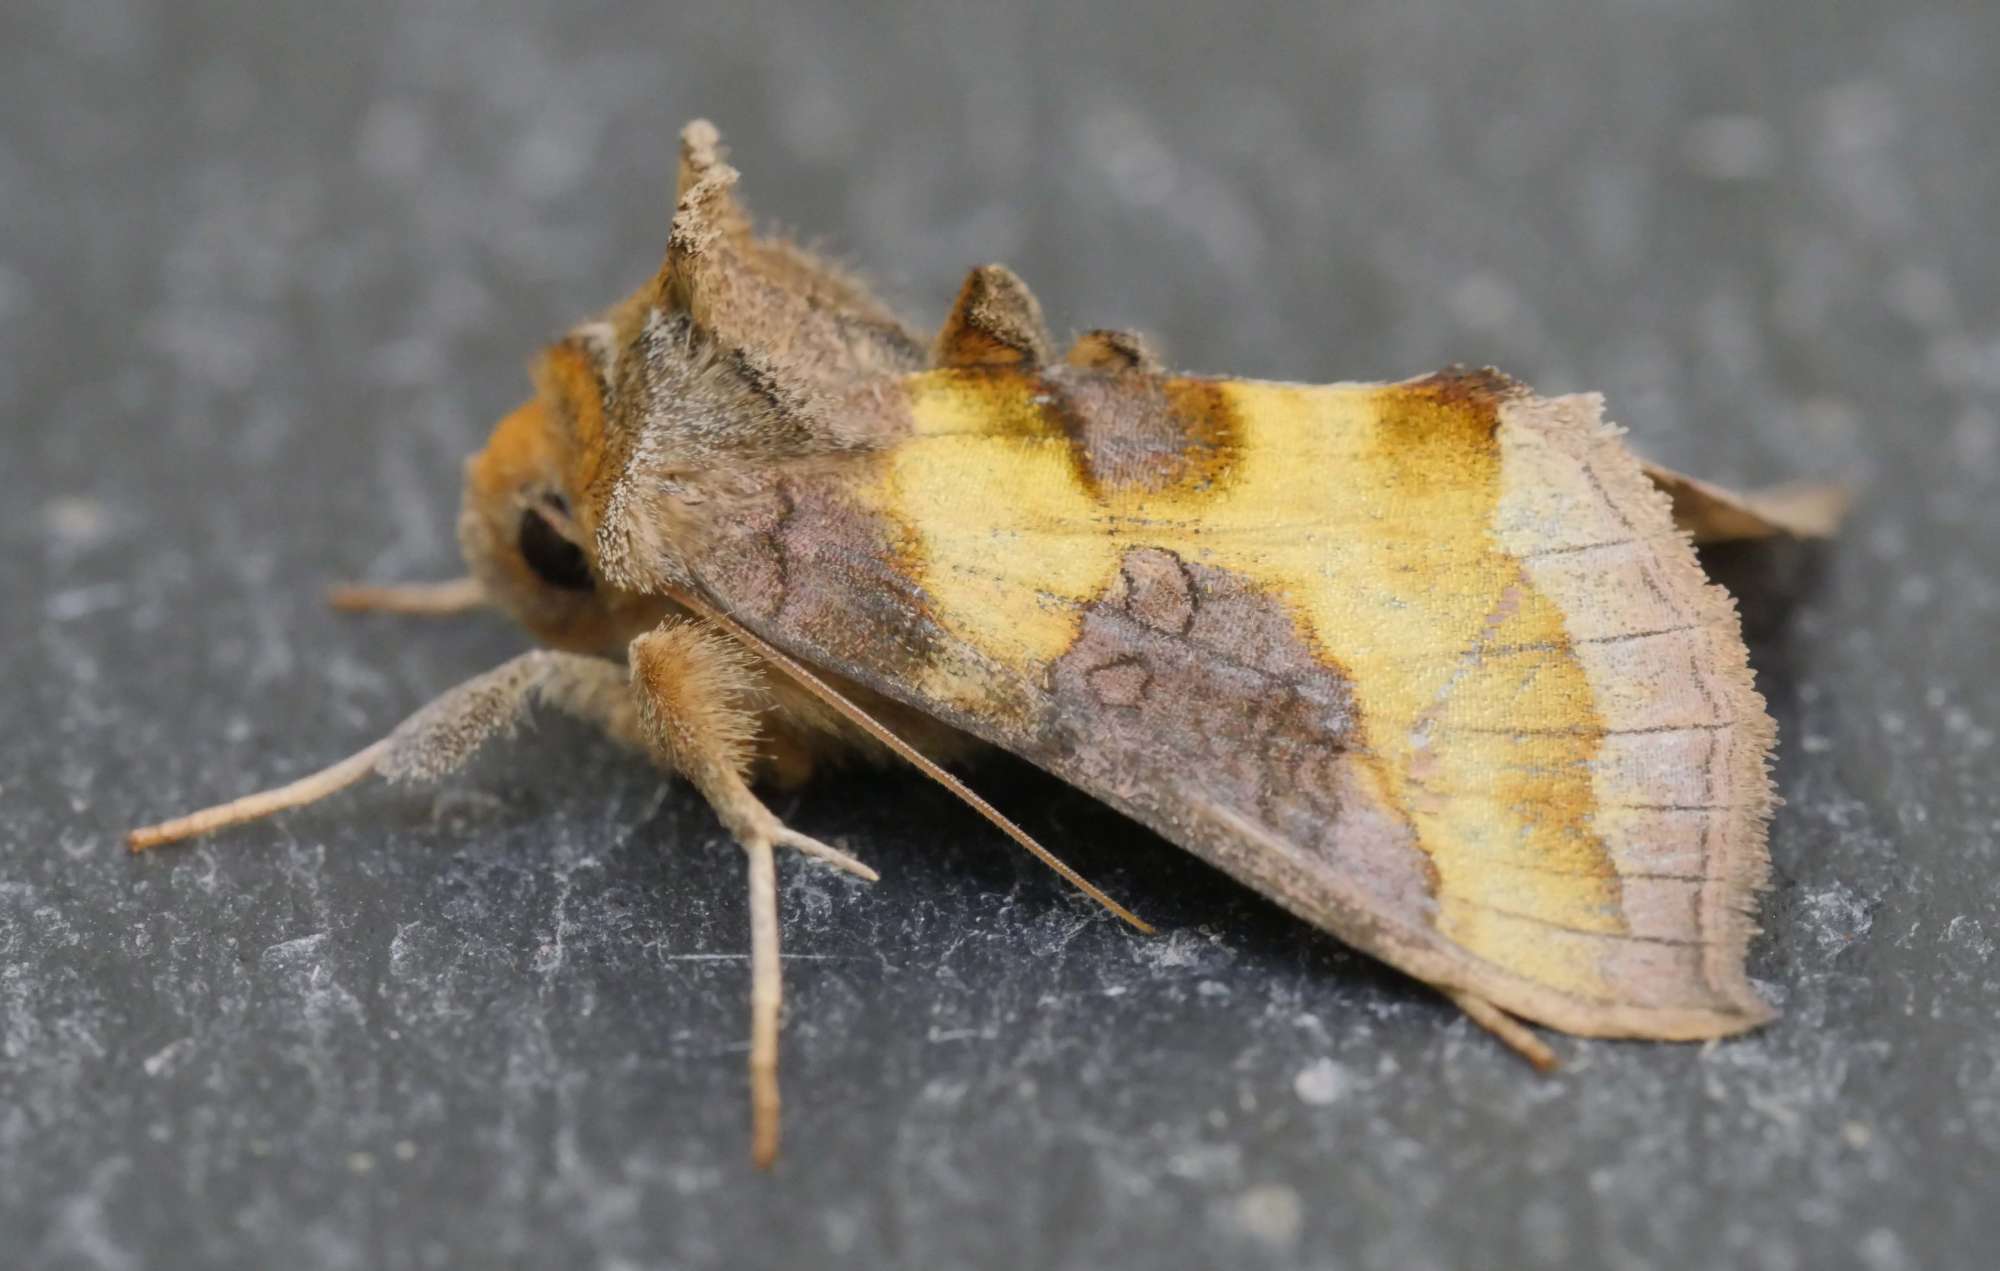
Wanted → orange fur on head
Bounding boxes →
[459,356,672,656]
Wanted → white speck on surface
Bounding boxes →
[1800,884,1874,958]
[1293,1057,1351,1106]
[1942,915,1995,964]
[1139,928,1214,970]
[141,1037,195,1078]
[260,933,329,969]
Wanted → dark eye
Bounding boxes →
[518,506,595,592]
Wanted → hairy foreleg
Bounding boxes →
[129,650,631,849]
[627,619,875,880]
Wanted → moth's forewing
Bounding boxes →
[662,367,1776,1040]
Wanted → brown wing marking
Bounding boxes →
[1043,546,1441,925]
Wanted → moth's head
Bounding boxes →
[459,332,667,654]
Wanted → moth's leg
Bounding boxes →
[1064,328,1161,373]
[627,616,875,1168]
[130,650,631,849]
[133,620,875,877]
[1447,990,1560,1073]
[742,832,782,1168]
[625,618,873,880]
[326,576,485,615]
[1642,462,1848,545]
[756,725,826,792]
[374,650,637,782]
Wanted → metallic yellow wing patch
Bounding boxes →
[871,368,1701,1004]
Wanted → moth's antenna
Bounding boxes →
[667,587,1154,936]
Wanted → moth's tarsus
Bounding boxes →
[764,823,876,881]
[127,739,392,852]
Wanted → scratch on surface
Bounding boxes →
[260,932,329,968]
[533,860,599,976]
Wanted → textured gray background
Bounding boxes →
[4,1,1996,1268]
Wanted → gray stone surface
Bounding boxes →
[4,1,1996,1268]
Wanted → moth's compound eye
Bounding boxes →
[518,505,594,592]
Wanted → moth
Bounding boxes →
[132,120,1842,1167]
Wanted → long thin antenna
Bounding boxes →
[128,740,392,851]
[667,587,1153,935]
